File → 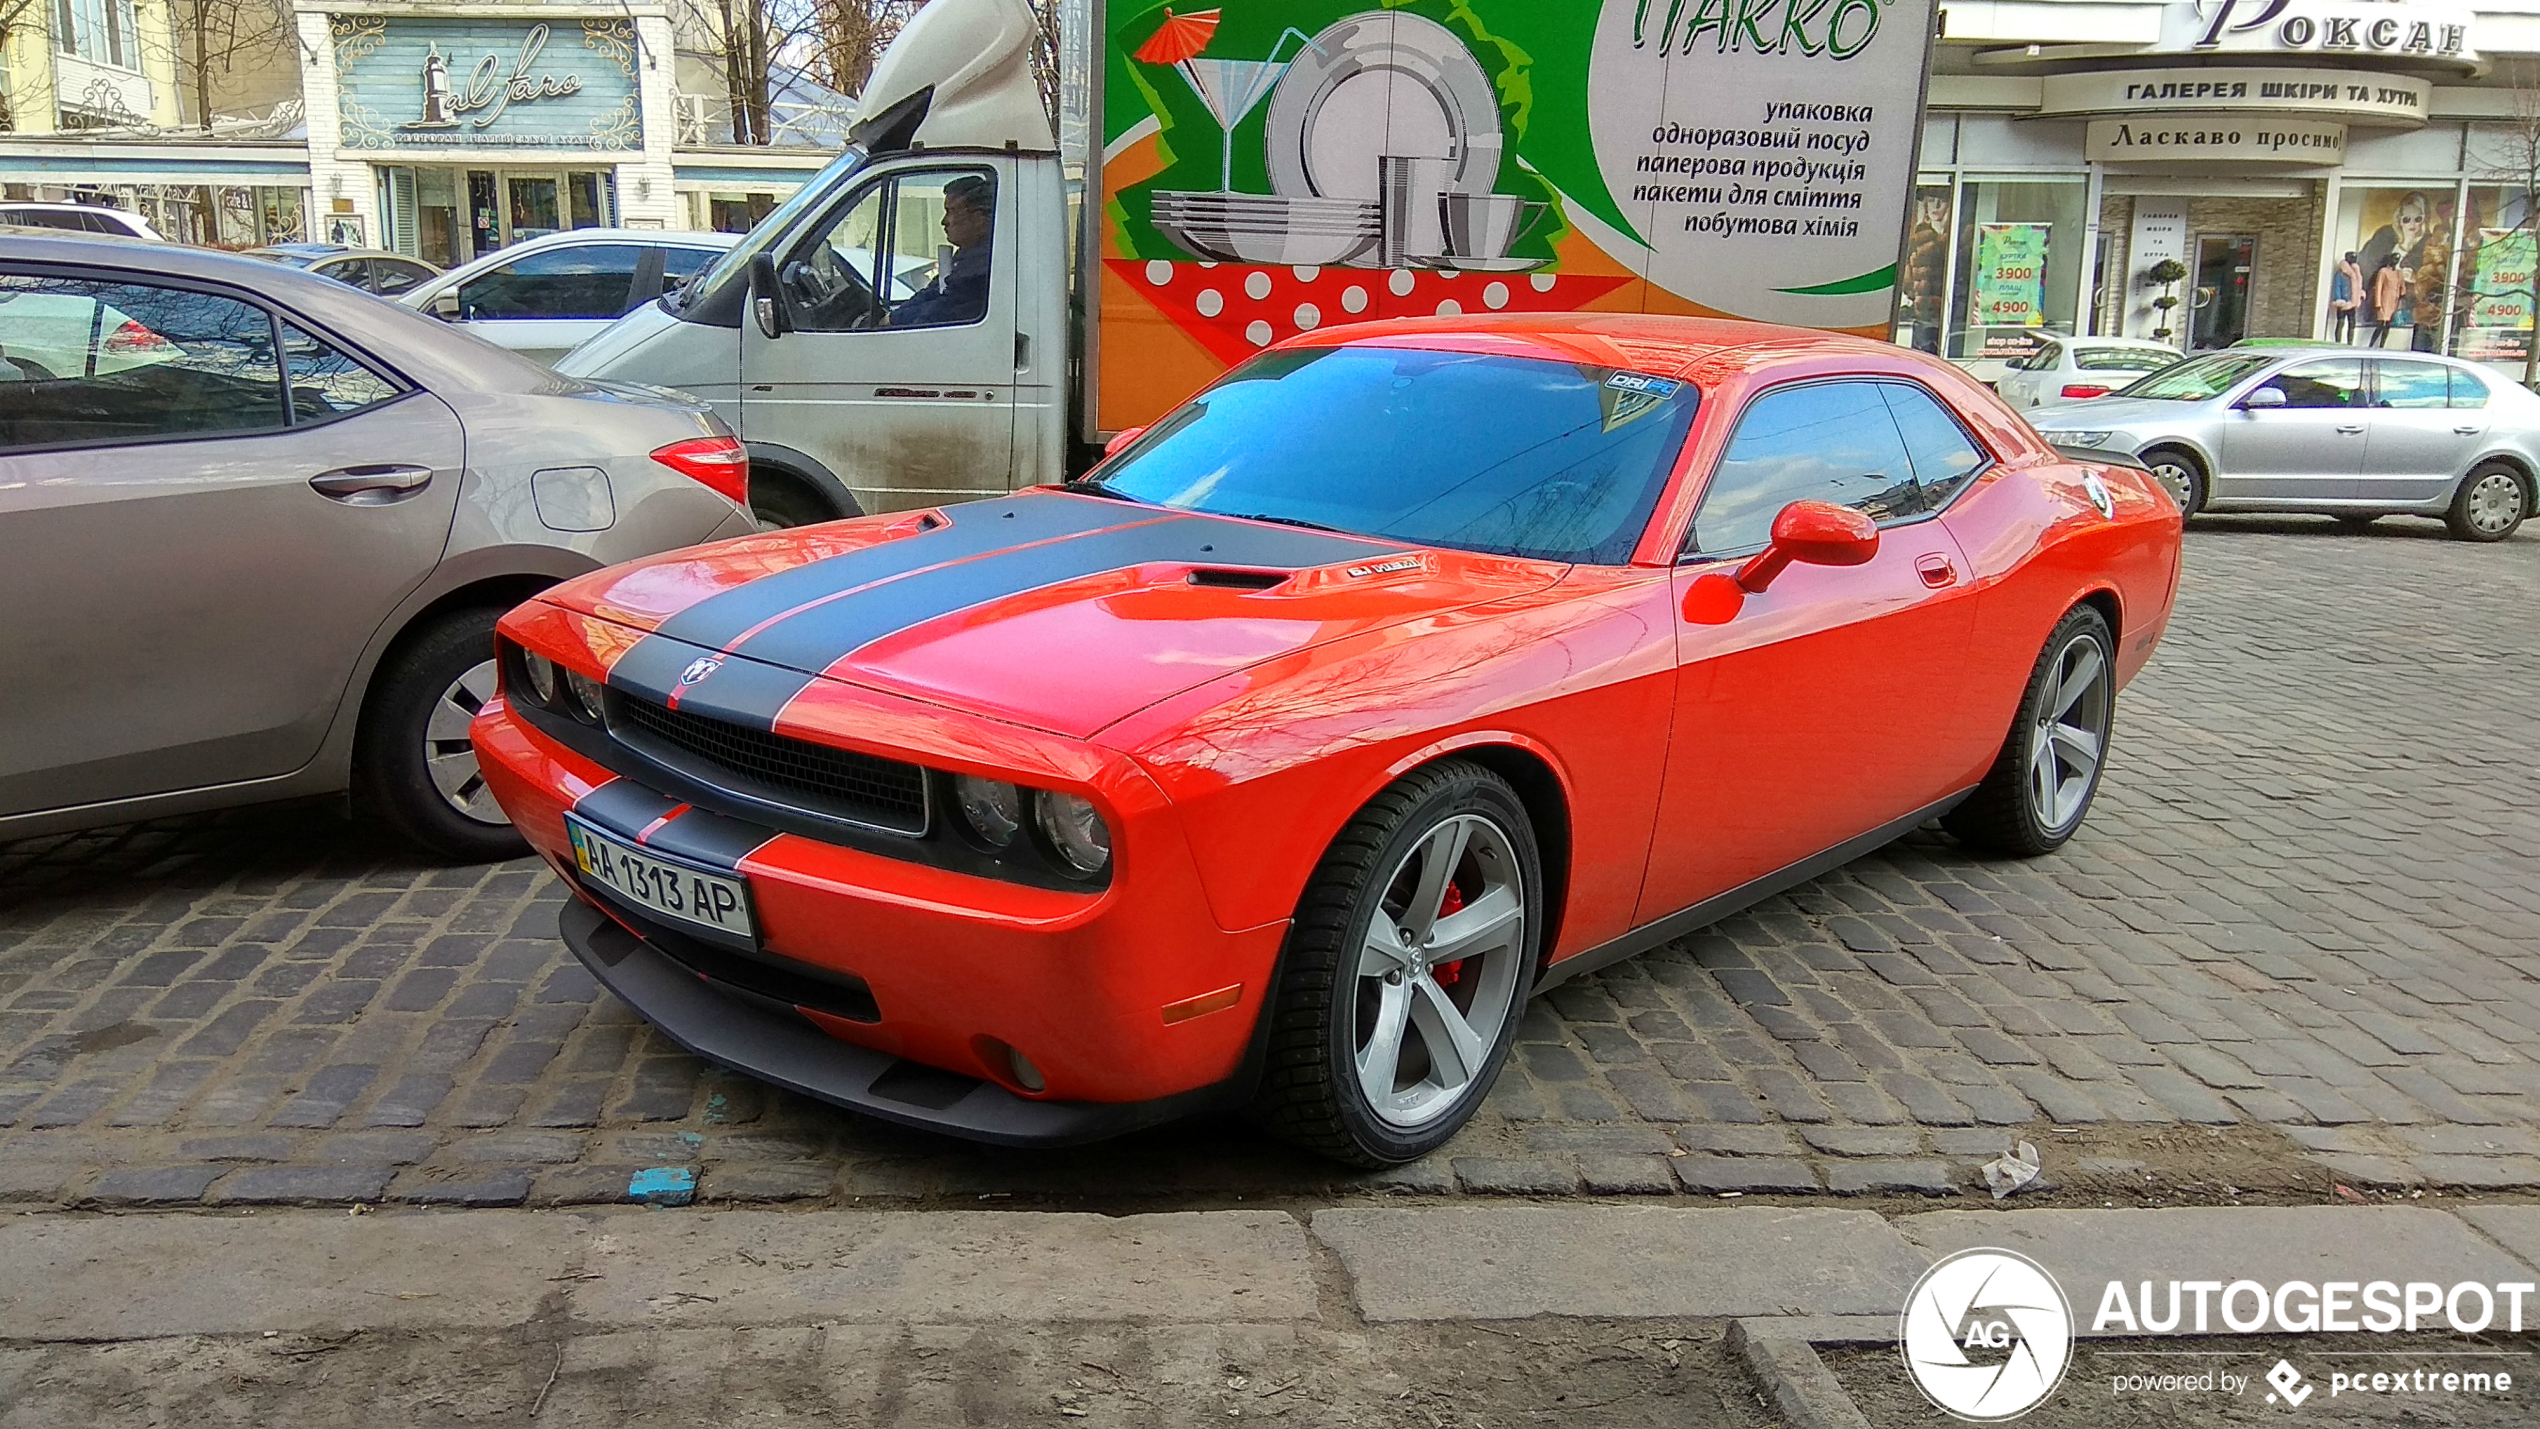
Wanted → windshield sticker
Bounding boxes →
[1605,372,1679,397]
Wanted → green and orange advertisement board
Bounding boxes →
[1096,0,1938,429]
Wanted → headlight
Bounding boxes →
[562,668,607,726]
[2057,430,2116,448]
[522,652,560,708]
[954,776,1023,848]
[1033,791,1111,877]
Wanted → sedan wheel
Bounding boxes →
[2446,464,2528,542]
[2143,447,2205,517]
[1252,760,1540,1166]
[425,658,507,823]
[1945,605,2117,857]
[356,606,530,863]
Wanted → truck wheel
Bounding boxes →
[355,606,528,864]
[1250,760,1541,1167]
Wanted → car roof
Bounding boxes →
[0,231,558,392]
[1275,311,1898,382]
[493,227,738,251]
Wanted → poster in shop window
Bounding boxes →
[2461,227,2535,362]
[1969,223,2051,329]
[1095,0,1941,429]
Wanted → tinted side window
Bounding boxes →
[2374,361,2449,409]
[657,245,719,297]
[369,260,431,296]
[1687,381,1921,556]
[2252,358,2364,409]
[1880,383,1990,508]
[0,275,284,451]
[2451,368,2491,409]
[457,244,643,320]
[319,259,370,290]
[282,323,398,420]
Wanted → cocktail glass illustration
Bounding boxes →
[1133,9,1320,193]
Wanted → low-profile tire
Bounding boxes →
[1943,605,2117,859]
[355,606,528,863]
[1250,759,1542,1167]
[2141,446,2207,518]
[750,466,846,530]
[2444,462,2528,542]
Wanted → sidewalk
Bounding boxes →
[5,1201,2535,1426]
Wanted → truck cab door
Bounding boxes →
[741,158,1019,515]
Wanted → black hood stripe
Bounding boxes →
[609,639,823,734]
[656,493,1140,653]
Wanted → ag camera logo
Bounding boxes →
[1901,1248,2074,1421]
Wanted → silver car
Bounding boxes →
[2027,348,2534,542]
[0,234,756,859]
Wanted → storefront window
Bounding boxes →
[1948,179,2087,364]
[1895,183,1951,355]
[2451,186,2534,366]
[2336,186,2445,351]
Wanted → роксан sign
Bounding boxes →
[2039,67,2427,128]
[2156,0,2477,69]
[2086,117,2345,165]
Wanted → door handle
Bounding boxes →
[2455,424,2485,435]
[2334,424,2364,435]
[1915,553,1958,588]
[310,464,433,504]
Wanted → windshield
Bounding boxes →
[1095,347,1699,565]
[674,147,869,311]
[2074,347,2175,373]
[2117,351,2273,401]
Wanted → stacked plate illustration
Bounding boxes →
[1150,191,1379,265]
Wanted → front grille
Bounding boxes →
[609,696,929,836]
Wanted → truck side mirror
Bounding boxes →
[749,253,791,340]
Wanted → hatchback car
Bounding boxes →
[401,229,738,365]
[0,234,757,860]
[2028,348,2535,540]
[1994,337,2182,410]
[250,244,441,297]
[476,314,2180,1164]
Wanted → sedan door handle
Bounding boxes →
[2334,424,2364,435]
[310,464,433,504]
[2455,424,2485,435]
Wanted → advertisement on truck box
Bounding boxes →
[1096,0,1939,427]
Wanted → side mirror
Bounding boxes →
[749,253,791,340]
[1682,500,1880,625]
[1103,426,1147,459]
[429,291,461,321]
[2240,386,2286,410]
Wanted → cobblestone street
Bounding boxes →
[4,518,2537,1210]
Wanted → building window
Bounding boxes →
[2450,187,2534,367]
[54,0,140,70]
[1949,179,2088,364]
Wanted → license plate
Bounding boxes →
[565,814,756,942]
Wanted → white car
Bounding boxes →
[0,202,162,241]
[1995,337,2184,410]
[401,229,738,365]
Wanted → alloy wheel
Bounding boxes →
[1352,813,1526,1130]
[424,658,511,825]
[2465,470,2524,535]
[2028,633,2112,834]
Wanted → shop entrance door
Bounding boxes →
[2191,235,2256,349]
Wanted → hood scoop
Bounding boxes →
[1186,568,1290,591]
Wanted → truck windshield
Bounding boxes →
[671,147,870,313]
[1095,347,1699,566]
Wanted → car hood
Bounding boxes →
[545,490,1567,739]
[2027,396,2196,430]
[553,299,684,378]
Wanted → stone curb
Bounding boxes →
[1728,1319,1873,1429]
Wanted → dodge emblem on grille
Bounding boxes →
[679,657,723,687]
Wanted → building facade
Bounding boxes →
[1915,0,2540,376]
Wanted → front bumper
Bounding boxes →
[558,900,1243,1146]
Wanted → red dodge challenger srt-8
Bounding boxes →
[473,314,2182,1166]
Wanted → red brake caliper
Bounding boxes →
[1432,880,1467,987]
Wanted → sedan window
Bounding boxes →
[2072,347,2174,373]
[2373,361,2450,409]
[2119,351,2273,400]
[2250,358,2364,409]
[370,260,432,297]
[1098,347,1699,565]
[282,323,399,420]
[457,244,644,320]
[0,275,284,452]
[1686,381,1922,556]
[2450,368,2491,409]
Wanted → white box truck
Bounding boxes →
[559,0,1938,525]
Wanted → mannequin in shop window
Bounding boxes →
[2329,251,2361,343]
[2369,254,2408,348]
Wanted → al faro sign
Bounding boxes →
[2087,117,2346,165]
[330,15,643,152]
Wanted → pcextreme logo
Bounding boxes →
[1900,1248,2074,1421]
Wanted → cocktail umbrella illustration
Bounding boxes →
[1133,8,1316,194]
